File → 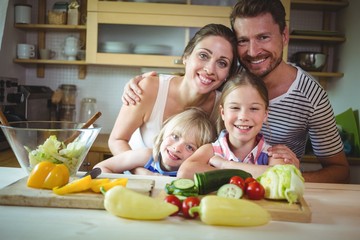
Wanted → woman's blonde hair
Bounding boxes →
[153,107,216,160]
[215,71,269,134]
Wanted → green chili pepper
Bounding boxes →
[189,196,271,227]
[104,186,178,220]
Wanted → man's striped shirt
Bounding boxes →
[261,66,343,159]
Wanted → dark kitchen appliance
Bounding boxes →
[0,77,53,150]
[12,85,53,121]
[0,77,25,150]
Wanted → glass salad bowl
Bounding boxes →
[0,121,101,176]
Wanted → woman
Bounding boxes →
[108,23,238,157]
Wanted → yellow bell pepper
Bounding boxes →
[27,161,69,189]
[53,175,92,195]
[99,178,128,193]
[189,196,271,227]
[90,178,111,193]
[104,186,178,220]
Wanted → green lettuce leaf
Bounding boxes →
[257,165,304,204]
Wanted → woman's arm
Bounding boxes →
[94,148,152,174]
[177,144,216,179]
[108,76,159,155]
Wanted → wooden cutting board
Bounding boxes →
[0,177,154,210]
[252,196,311,223]
[156,190,312,223]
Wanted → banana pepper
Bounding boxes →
[189,196,271,227]
[104,186,178,220]
[27,161,69,189]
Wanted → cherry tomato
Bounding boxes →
[164,195,182,216]
[246,181,265,200]
[229,176,245,191]
[182,196,200,219]
[244,177,257,189]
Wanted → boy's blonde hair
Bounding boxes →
[153,107,216,160]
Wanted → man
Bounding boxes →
[121,0,349,183]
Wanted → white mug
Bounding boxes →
[39,48,56,60]
[17,44,35,59]
[14,4,32,24]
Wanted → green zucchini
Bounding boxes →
[194,169,252,195]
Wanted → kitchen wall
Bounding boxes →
[327,0,360,117]
[1,0,359,135]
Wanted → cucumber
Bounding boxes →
[217,183,243,199]
[165,179,198,197]
[173,179,195,190]
[194,169,252,195]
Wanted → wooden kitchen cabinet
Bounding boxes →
[79,151,112,172]
[13,0,88,79]
[86,0,231,68]
[287,0,349,82]
[78,133,112,172]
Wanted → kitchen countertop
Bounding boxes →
[88,133,111,153]
[0,167,359,240]
[2,133,359,166]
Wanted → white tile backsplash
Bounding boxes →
[25,65,142,134]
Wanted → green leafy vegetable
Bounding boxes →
[257,165,304,204]
[26,135,86,175]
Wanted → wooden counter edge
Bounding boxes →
[302,154,360,166]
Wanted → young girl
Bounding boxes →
[95,108,216,176]
[177,72,299,179]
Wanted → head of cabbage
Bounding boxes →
[257,165,304,204]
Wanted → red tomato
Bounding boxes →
[182,196,200,219]
[164,195,182,216]
[244,177,257,189]
[229,176,245,191]
[246,181,265,200]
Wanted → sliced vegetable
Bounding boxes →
[257,165,305,204]
[26,135,86,176]
[27,161,69,189]
[53,175,92,195]
[173,179,195,190]
[194,169,252,195]
[90,178,111,192]
[189,196,271,227]
[165,179,198,197]
[99,178,128,193]
[217,183,243,199]
[104,186,177,220]
[182,196,200,219]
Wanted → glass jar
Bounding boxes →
[60,84,77,105]
[59,105,76,122]
[79,98,97,122]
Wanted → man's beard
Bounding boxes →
[240,51,283,78]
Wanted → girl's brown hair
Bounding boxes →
[215,71,269,133]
